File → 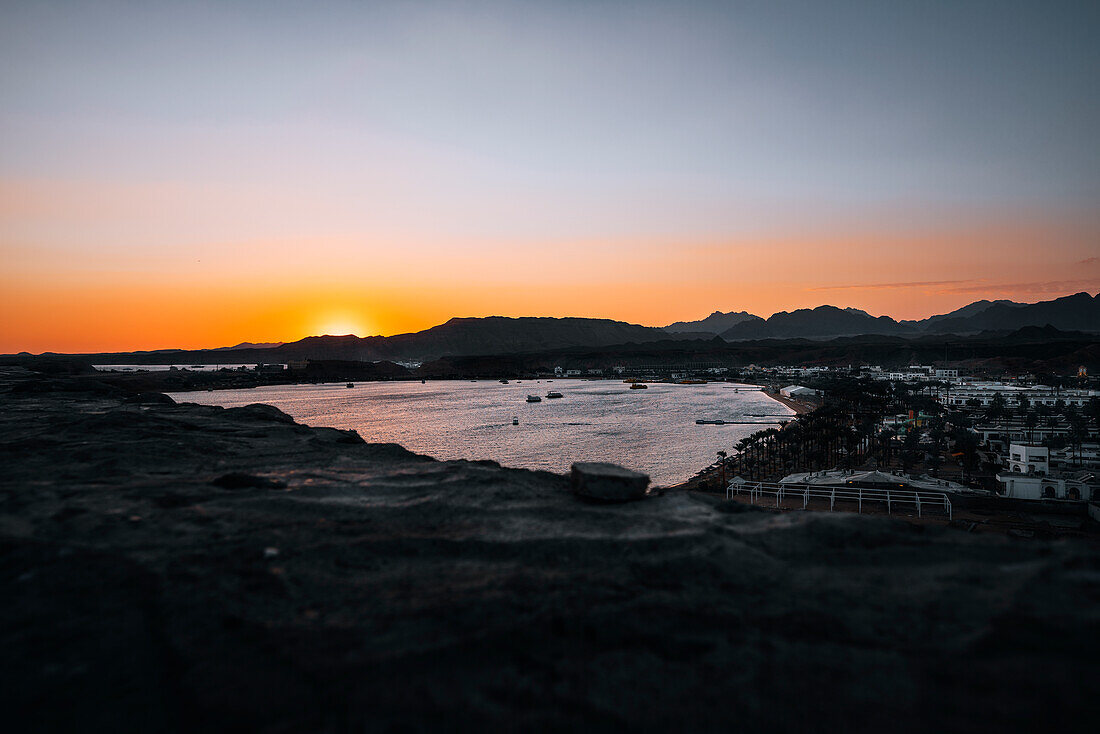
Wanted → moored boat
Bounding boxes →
[629,383,648,389]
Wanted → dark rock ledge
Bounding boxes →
[0,367,1097,733]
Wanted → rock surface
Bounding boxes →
[0,366,1098,733]
[571,462,650,501]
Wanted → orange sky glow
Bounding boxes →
[3,211,1097,354]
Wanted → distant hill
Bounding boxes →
[415,330,1100,377]
[664,310,761,334]
[720,305,913,341]
[920,292,1100,334]
[64,316,683,364]
[999,324,1094,342]
[368,316,675,361]
[8,293,1098,363]
[911,299,1021,327]
[211,341,284,351]
[712,293,1099,341]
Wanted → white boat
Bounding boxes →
[526,394,542,402]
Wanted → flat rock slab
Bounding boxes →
[571,462,650,501]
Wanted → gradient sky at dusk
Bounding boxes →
[2,0,1098,352]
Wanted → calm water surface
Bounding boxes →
[167,380,793,486]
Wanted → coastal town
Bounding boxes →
[682,364,1099,539]
[75,352,1100,540]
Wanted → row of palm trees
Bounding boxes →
[722,404,892,482]
[714,378,956,483]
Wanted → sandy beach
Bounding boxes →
[761,388,816,415]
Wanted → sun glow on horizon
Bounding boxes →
[315,313,370,339]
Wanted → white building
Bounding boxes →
[997,471,1096,501]
[996,442,1096,499]
[938,383,1098,408]
[934,368,958,380]
[870,370,937,382]
[1050,444,1100,469]
[780,469,967,493]
[780,385,820,399]
[1006,443,1049,475]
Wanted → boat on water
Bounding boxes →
[512,416,519,425]
[499,379,509,384]
[629,383,648,390]
[346,383,355,388]
[526,394,542,402]
[546,391,563,399]
[696,419,728,425]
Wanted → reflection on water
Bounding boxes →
[167,380,792,486]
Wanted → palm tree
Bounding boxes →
[952,428,979,482]
[1068,416,1087,466]
[878,428,897,468]
[734,437,751,477]
[988,393,1007,420]
[1024,411,1038,443]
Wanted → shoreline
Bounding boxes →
[678,387,813,490]
[760,388,815,416]
[164,377,756,488]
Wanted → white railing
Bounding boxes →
[727,481,951,520]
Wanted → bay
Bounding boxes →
[167,379,792,486]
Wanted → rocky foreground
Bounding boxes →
[1,367,1097,733]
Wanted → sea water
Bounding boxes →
[167,379,792,486]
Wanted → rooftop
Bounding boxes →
[779,469,968,492]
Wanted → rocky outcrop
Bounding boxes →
[0,367,1097,732]
[571,462,650,501]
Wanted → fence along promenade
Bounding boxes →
[727,480,952,520]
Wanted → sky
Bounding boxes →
[1,0,1098,352]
